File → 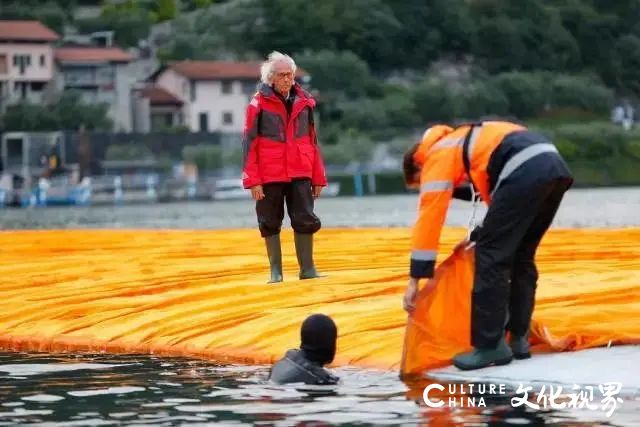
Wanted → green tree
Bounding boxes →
[296,50,372,98]
[380,85,420,129]
[549,75,614,113]
[181,0,213,11]
[457,81,510,120]
[470,0,580,73]
[182,144,223,171]
[146,0,178,23]
[412,78,459,123]
[96,0,153,47]
[383,0,475,68]
[0,1,67,34]
[1,92,112,131]
[218,0,401,71]
[320,129,373,166]
[611,34,640,95]
[156,14,223,61]
[492,72,549,118]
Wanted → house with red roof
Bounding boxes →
[0,20,60,109]
[132,84,184,132]
[54,45,134,131]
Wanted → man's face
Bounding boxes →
[272,61,295,96]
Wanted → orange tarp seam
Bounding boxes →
[0,228,638,374]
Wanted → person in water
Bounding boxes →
[269,314,339,384]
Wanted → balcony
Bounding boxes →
[64,73,99,88]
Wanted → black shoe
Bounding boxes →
[510,333,531,359]
[294,232,324,279]
[453,338,513,371]
[265,234,283,283]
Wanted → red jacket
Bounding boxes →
[242,83,327,189]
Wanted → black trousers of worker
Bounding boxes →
[256,178,321,237]
[472,159,573,349]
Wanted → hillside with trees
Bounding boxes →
[2,0,640,185]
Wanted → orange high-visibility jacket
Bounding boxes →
[409,121,525,279]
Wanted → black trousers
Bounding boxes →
[471,172,572,349]
[256,178,321,237]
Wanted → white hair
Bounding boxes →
[260,51,297,85]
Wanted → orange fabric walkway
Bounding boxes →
[0,228,638,373]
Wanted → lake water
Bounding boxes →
[1,187,639,426]
[2,187,640,230]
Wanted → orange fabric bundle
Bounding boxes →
[401,240,640,377]
[401,247,475,375]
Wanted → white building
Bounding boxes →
[0,20,59,110]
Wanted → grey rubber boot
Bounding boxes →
[265,234,283,284]
[294,232,323,279]
[510,332,531,359]
[452,337,513,371]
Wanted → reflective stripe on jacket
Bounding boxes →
[410,121,526,278]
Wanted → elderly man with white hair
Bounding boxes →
[242,51,327,283]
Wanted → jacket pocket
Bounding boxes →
[297,143,315,171]
[259,144,286,177]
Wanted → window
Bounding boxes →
[40,55,45,67]
[13,54,31,75]
[222,111,233,125]
[221,80,233,94]
[151,113,174,130]
[0,54,7,74]
[31,82,45,92]
[97,65,115,83]
[64,66,97,86]
[199,112,209,132]
[190,81,196,101]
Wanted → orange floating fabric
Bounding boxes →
[0,228,638,374]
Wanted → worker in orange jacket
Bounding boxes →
[402,121,573,370]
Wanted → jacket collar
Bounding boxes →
[259,83,316,108]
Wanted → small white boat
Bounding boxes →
[212,179,251,200]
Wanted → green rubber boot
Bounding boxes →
[294,232,323,279]
[265,234,283,284]
[510,332,531,359]
[453,337,513,371]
